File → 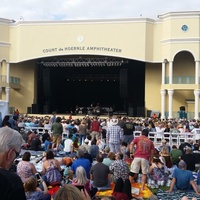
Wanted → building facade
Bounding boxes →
[0,11,200,119]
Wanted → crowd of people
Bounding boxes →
[2,112,200,199]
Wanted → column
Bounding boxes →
[160,89,166,119]
[195,61,200,84]
[0,87,2,97]
[162,62,166,84]
[194,89,200,120]
[6,62,10,84]
[168,89,174,119]
[0,61,2,83]
[5,87,10,102]
[169,61,173,84]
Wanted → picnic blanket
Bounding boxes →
[156,189,200,200]
[96,182,152,199]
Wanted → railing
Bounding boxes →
[0,75,20,84]
[24,127,52,135]
[165,76,195,84]
[163,112,195,120]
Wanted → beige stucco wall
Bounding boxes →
[9,19,156,63]
[3,61,37,112]
[0,21,10,61]
[145,63,162,112]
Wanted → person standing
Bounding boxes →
[106,118,123,153]
[129,128,155,191]
[122,118,135,145]
[50,111,56,124]
[0,126,26,200]
[78,119,88,145]
[90,116,101,141]
[51,117,63,151]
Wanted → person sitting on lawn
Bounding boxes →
[148,156,169,187]
[166,161,200,194]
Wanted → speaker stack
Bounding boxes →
[120,69,127,98]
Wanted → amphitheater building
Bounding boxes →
[0,11,200,119]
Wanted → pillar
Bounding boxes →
[6,62,10,84]
[5,87,10,102]
[168,89,174,119]
[162,61,166,85]
[160,89,166,119]
[0,87,2,97]
[195,61,200,84]
[194,89,200,120]
[169,61,173,84]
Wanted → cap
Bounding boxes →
[84,138,89,143]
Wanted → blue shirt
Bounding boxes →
[71,158,91,178]
[44,140,52,151]
[173,168,194,189]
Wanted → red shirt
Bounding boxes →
[132,135,155,160]
[90,120,100,132]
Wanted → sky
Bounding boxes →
[1,0,200,22]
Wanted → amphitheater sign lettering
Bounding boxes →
[42,46,122,53]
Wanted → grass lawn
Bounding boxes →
[143,186,170,199]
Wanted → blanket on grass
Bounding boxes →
[156,189,200,200]
[96,182,152,199]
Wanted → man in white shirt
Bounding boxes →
[63,133,73,156]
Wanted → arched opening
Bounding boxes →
[35,55,145,115]
[173,51,195,84]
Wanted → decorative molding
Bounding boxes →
[12,17,155,27]
[158,11,200,20]
[0,18,15,24]
[185,99,195,104]
[161,38,200,45]
[0,42,10,47]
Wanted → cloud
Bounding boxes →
[0,0,200,21]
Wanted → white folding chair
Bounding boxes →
[163,132,170,144]
[133,131,141,138]
[170,132,179,146]
[62,131,69,141]
[186,132,195,143]
[179,132,187,144]
[148,132,156,143]
[154,132,163,146]
[192,129,200,143]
